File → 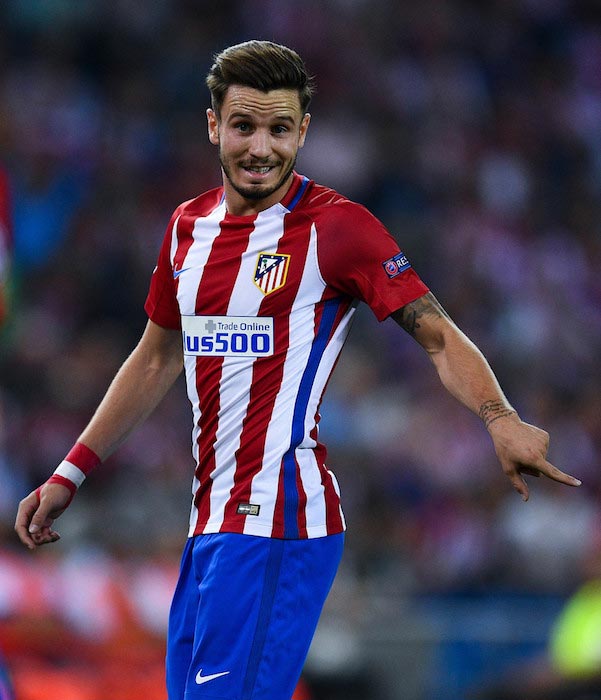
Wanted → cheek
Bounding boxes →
[278,140,300,160]
[220,133,246,155]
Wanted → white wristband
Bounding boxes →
[54,460,87,489]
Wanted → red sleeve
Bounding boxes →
[144,211,181,330]
[316,201,429,321]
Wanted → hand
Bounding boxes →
[488,414,581,501]
[14,483,73,550]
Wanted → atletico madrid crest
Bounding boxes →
[254,252,290,295]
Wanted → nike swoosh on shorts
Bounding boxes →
[195,670,230,685]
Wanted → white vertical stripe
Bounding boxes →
[183,202,227,537]
[296,448,327,537]
[266,266,276,293]
[274,261,284,289]
[261,268,270,293]
[169,215,181,264]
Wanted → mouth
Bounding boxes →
[241,164,277,179]
[244,165,273,173]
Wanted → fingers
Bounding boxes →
[14,492,58,550]
[14,492,40,550]
[503,459,582,502]
[518,466,541,478]
[28,501,57,536]
[31,526,61,547]
[14,485,67,550]
[507,470,530,502]
[534,459,581,488]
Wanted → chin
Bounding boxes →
[233,181,281,201]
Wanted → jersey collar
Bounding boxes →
[280,172,310,212]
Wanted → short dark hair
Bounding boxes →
[206,40,314,116]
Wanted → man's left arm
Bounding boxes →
[391,292,581,500]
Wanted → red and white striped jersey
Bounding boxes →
[145,173,429,539]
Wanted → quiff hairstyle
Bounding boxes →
[206,40,314,117]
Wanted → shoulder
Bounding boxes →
[297,181,383,230]
[173,187,224,219]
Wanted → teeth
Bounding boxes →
[247,167,271,173]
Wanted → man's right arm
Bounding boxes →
[15,319,183,549]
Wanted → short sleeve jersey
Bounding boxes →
[145,173,429,540]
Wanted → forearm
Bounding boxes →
[77,322,183,459]
[427,327,516,427]
[392,294,579,498]
[392,294,515,427]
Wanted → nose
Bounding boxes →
[248,129,271,160]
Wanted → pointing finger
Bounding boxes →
[536,460,581,487]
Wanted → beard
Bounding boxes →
[219,153,297,202]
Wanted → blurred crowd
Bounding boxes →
[1,1,600,698]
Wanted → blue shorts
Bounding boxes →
[166,532,344,700]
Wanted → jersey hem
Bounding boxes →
[188,519,346,540]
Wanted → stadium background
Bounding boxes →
[1,1,601,698]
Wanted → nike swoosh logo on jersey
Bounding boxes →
[195,670,230,685]
[173,267,190,279]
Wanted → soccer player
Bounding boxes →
[15,40,581,700]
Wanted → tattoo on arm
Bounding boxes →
[393,292,451,338]
[478,399,516,428]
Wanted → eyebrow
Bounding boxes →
[228,111,297,124]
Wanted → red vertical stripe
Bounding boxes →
[271,467,286,538]
[172,215,195,278]
[319,447,345,535]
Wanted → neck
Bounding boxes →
[222,172,295,217]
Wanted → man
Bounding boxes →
[15,40,581,700]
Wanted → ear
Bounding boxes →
[207,108,219,145]
[298,113,311,148]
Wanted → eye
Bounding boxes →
[234,121,251,133]
[272,124,289,135]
